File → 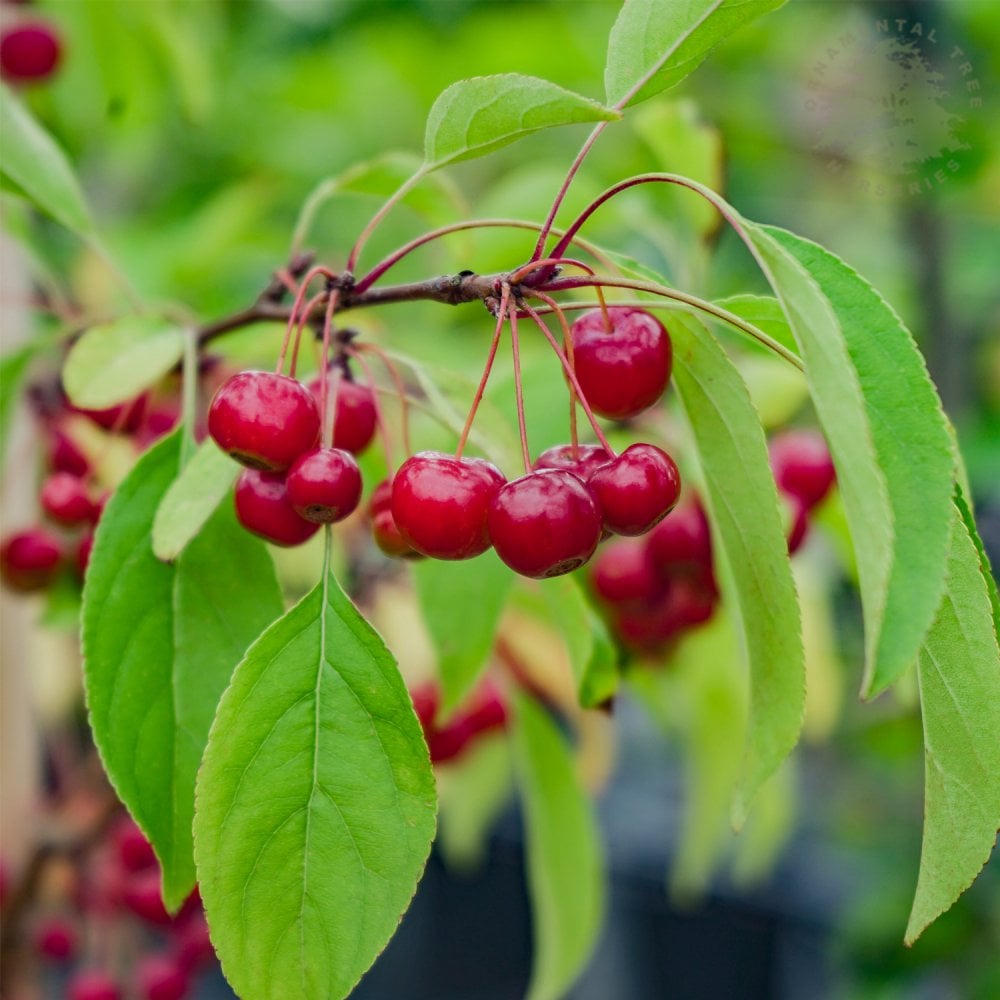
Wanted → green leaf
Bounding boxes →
[539,576,618,709]
[671,316,805,822]
[413,550,515,718]
[628,615,747,900]
[82,432,283,908]
[746,224,955,696]
[512,692,604,1000]
[193,562,437,1000]
[0,344,38,465]
[604,0,787,109]
[437,732,512,873]
[292,151,467,254]
[153,439,239,561]
[424,74,620,170]
[731,761,795,887]
[712,295,797,355]
[0,85,94,235]
[63,316,187,409]
[906,507,1000,944]
[953,486,1000,640]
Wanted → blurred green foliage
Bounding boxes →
[5,0,998,994]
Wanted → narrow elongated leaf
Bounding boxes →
[153,439,239,561]
[539,576,618,709]
[746,224,954,696]
[605,0,786,109]
[953,486,1000,639]
[712,294,797,355]
[63,315,186,409]
[671,316,804,821]
[424,74,620,170]
[0,85,93,235]
[82,433,283,907]
[437,733,512,872]
[413,550,514,718]
[512,692,604,1000]
[193,563,436,1000]
[906,507,1000,943]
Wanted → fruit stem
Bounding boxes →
[353,220,618,294]
[345,167,430,275]
[287,290,327,378]
[353,342,413,457]
[519,298,615,456]
[531,121,611,261]
[508,256,594,286]
[276,264,339,374]
[455,284,511,461]
[507,291,532,474]
[529,290,580,456]
[318,289,341,449]
[347,346,395,471]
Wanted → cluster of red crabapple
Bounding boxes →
[3,814,216,1000]
[0,387,182,595]
[589,429,836,655]
[209,303,686,581]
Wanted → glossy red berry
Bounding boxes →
[76,534,94,577]
[75,395,148,435]
[569,307,672,420]
[0,528,63,591]
[35,916,78,962]
[786,495,810,554]
[769,430,836,510]
[0,22,62,83]
[49,428,90,476]
[647,502,713,579]
[369,479,421,559]
[587,443,681,536]
[488,469,602,578]
[171,913,216,974]
[590,537,667,606]
[209,371,319,472]
[135,954,190,1000]
[113,817,157,873]
[391,452,505,560]
[234,470,319,547]
[533,443,612,480]
[40,472,96,526]
[68,970,122,1000]
[309,376,377,455]
[286,448,362,524]
[122,869,172,927]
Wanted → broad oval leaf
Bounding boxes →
[82,432,283,908]
[63,316,187,409]
[746,224,954,696]
[413,549,515,719]
[605,0,787,109]
[512,692,604,1000]
[193,563,437,1000]
[671,316,805,822]
[424,74,620,170]
[153,439,239,561]
[0,84,93,235]
[906,506,1000,943]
